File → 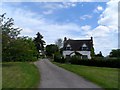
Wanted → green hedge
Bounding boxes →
[70,56,120,68]
[54,52,65,63]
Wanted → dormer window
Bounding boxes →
[66,44,71,50]
[82,44,88,51]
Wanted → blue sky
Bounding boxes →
[1,0,119,56]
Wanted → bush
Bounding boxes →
[54,52,65,63]
[70,56,120,68]
[70,55,81,64]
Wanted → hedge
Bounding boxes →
[70,56,120,68]
[54,52,65,63]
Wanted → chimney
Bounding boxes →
[91,36,93,41]
[64,37,67,41]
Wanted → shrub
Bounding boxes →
[70,55,81,64]
[54,52,65,63]
[70,56,120,68]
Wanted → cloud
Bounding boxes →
[41,2,77,10]
[81,25,91,31]
[98,0,118,32]
[86,25,110,37]
[43,10,53,15]
[86,0,119,56]
[2,0,108,2]
[2,3,84,44]
[80,15,92,20]
[94,5,103,13]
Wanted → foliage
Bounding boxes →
[95,51,104,57]
[70,55,81,64]
[90,47,95,58]
[70,57,120,68]
[54,52,65,63]
[34,32,45,53]
[109,49,120,57]
[55,38,63,49]
[1,13,38,62]
[46,44,59,57]
[2,62,40,88]
[3,36,38,62]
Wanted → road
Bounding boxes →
[34,59,102,88]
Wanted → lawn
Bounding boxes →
[53,62,119,89]
[2,62,40,88]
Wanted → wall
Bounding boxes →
[63,50,91,59]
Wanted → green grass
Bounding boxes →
[53,62,119,89]
[0,63,2,89]
[2,62,40,88]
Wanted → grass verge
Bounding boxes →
[2,62,40,88]
[53,62,119,89]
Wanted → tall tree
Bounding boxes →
[55,38,63,49]
[34,32,45,53]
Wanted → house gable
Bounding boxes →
[63,37,93,59]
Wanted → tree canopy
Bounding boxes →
[95,51,104,57]
[46,44,59,57]
[109,49,120,57]
[1,13,38,62]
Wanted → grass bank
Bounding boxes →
[53,62,119,89]
[2,62,40,88]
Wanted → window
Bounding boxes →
[82,44,88,51]
[82,55,88,59]
[66,44,71,50]
[66,47,71,50]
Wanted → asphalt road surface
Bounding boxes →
[34,59,102,88]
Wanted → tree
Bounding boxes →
[55,38,63,49]
[46,44,59,57]
[109,49,120,57]
[34,32,45,53]
[90,47,95,58]
[1,13,22,61]
[95,51,104,57]
[1,13,38,62]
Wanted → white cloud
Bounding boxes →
[97,6,103,11]
[2,0,108,2]
[86,0,119,56]
[2,4,84,45]
[81,25,91,31]
[94,5,103,13]
[80,15,92,20]
[98,0,118,32]
[43,10,53,15]
[41,2,77,11]
[86,25,110,37]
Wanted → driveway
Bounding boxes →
[34,59,102,88]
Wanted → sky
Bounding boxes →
[0,0,119,56]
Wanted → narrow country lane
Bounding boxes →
[34,59,102,88]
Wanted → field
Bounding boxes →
[53,62,119,89]
[2,62,40,88]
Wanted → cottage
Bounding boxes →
[63,37,93,59]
